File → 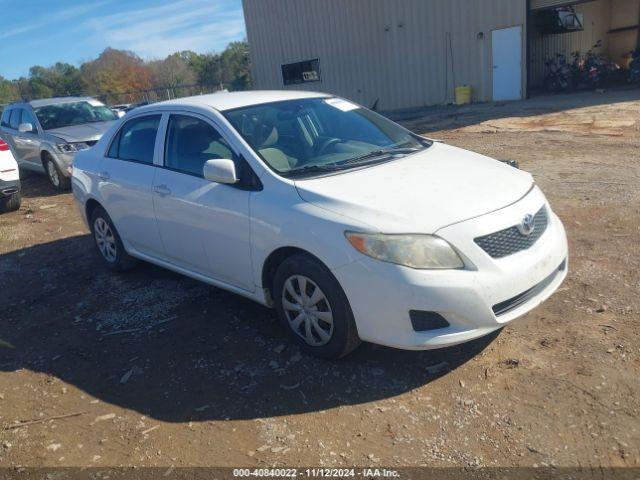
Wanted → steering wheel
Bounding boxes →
[316,137,341,156]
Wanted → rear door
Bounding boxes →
[1,109,22,162]
[97,114,165,258]
[152,112,253,291]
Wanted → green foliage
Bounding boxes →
[1,40,252,105]
[0,76,19,104]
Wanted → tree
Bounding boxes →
[80,48,152,103]
[148,53,197,88]
[220,41,252,91]
[1,40,252,104]
[0,76,19,104]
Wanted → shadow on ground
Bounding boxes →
[17,174,65,199]
[0,235,499,422]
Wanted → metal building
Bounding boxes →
[242,0,640,111]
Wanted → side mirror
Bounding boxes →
[501,159,519,169]
[203,159,238,184]
[18,123,34,133]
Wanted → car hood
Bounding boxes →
[47,121,115,143]
[294,142,534,233]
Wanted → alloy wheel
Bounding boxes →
[282,275,334,346]
[94,217,117,263]
[47,161,60,187]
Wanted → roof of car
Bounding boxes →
[27,97,101,108]
[150,90,331,112]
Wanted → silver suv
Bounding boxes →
[0,97,118,190]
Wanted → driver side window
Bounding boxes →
[164,115,235,177]
[21,109,38,133]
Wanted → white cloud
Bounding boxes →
[0,2,109,40]
[81,0,246,58]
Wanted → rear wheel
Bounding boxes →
[90,206,137,271]
[44,156,70,191]
[274,254,360,359]
[0,191,21,213]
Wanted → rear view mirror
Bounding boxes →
[203,159,238,184]
[18,123,34,133]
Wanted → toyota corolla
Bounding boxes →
[72,91,568,359]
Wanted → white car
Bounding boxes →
[0,135,21,213]
[72,91,568,359]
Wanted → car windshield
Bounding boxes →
[34,101,118,130]
[224,97,431,177]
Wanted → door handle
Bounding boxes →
[153,184,172,197]
[98,171,110,180]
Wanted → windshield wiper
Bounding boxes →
[283,164,352,177]
[337,147,423,166]
[283,147,424,178]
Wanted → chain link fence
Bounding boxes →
[1,83,229,112]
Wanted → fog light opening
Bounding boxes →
[409,311,450,332]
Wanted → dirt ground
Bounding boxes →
[0,89,639,470]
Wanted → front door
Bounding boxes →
[492,26,523,101]
[13,108,41,166]
[152,113,253,291]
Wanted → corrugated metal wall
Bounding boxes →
[242,0,527,111]
[609,0,640,64]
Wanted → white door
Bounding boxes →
[492,26,523,101]
[98,114,165,258]
[153,113,254,291]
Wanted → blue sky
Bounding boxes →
[0,0,247,80]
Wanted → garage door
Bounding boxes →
[530,0,586,10]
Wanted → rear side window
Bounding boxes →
[9,109,21,130]
[108,115,161,165]
[164,115,235,177]
[0,109,11,128]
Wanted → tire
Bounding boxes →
[273,254,361,359]
[0,191,21,213]
[44,156,70,191]
[90,206,138,271]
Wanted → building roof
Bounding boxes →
[156,90,331,112]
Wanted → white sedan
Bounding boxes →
[72,91,568,358]
[0,135,21,213]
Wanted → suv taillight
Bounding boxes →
[0,138,9,151]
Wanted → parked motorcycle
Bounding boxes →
[629,49,640,85]
[544,54,574,93]
[571,41,606,89]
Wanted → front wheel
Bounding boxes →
[90,206,138,271]
[274,254,361,359]
[44,156,70,191]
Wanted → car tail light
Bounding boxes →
[0,138,9,151]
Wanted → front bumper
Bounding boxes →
[54,152,75,177]
[0,179,21,197]
[332,187,568,350]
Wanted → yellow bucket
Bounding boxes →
[455,85,472,105]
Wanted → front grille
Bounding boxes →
[474,206,548,259]
[492,259,566,316]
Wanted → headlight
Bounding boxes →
[55,142,90,154]
[345,232,464,269]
